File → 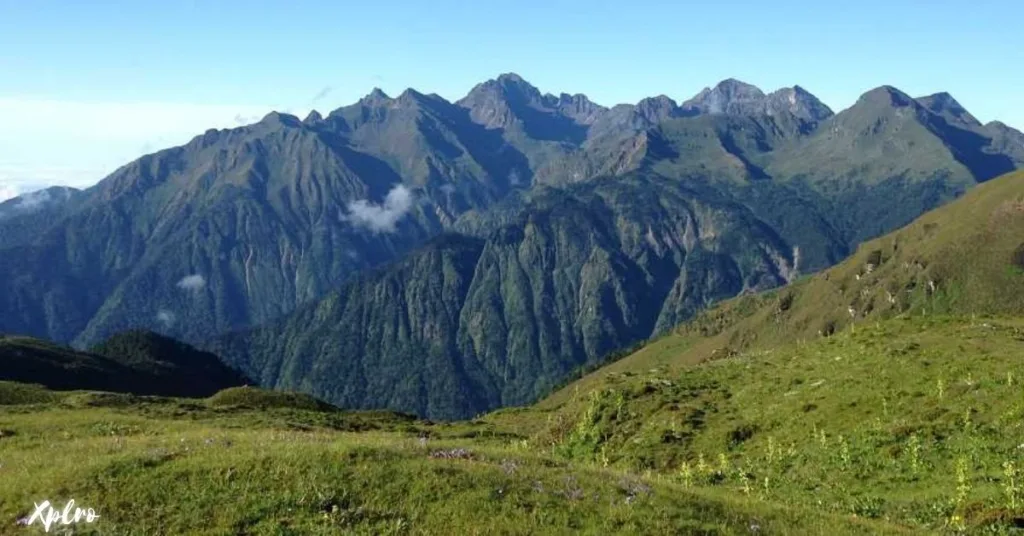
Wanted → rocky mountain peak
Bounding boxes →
[360,87,392,106]
[681,78,766,115]
[259,111,303,128]
[714,78,766,98]
[547,92,606,124]
[461,73,545,105]
[635,95,680,123]
[857,85,917,109]
[917,92,981,127]
[396,88,427,103]
[303,110,324,124]
[765,86,834,122]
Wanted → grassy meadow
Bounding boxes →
[0,385,901,535]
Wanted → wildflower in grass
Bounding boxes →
[818,429,827,448]
[906,433,921,475]
[838,435,851,471]
[738,467,751,495]
[1008,371,1015,387]
[718,453,730,477]
[679,461,694,488]
[937,378,945,399]
[696,453,709,476]
[1003,461,1019,511]
[963,409,972,432]
[949,513,965,532]
[955,456,971,506]
[613,390,625,420]
[765,436,777,466]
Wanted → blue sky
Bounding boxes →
[1,0,1022,199]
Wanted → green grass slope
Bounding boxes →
[514,316,1024,533]
[0,384,909,535]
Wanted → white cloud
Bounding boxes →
[9,188,63,212]
[176,274,207,291]
[0,164,94,201]
[156,309,176,327]
[0,184,20,203]
[344,185,414,233]
[0,184,78,210]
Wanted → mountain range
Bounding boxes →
[1,74,1022,418]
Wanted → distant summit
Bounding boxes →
[765,85,834,123]
[681,79,833,133]
[917,92,982,127]
[681,78,766,115]
[303,110,324,124]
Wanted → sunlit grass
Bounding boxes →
[1,388,907,535]
[524,315,1024,533]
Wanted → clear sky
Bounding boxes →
[1,0,1022,199]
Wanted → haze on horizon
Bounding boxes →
[1,0,1022,200]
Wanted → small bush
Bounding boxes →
[726,424,758,448]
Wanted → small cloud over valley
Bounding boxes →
[156,309,176,327]
[344,185,414,233]
[176,274,207,291]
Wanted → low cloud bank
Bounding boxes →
[345,185,413,233]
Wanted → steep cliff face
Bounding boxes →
[211,173,797,419]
